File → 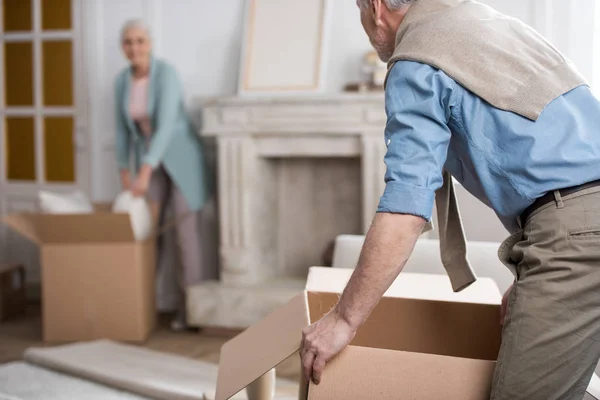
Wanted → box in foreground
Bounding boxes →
[3,205,156,342]
[216,267,502,400]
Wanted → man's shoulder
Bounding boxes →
[385,60,460,107]
[387,60,457,86]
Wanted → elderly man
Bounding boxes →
[299,0,600,399]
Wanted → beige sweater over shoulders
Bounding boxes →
[386,0,587,121]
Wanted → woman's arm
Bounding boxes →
[142,65,182,169]
[114,75,132,189]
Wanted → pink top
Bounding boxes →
[129,77,153,140]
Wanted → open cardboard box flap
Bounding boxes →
[2,202,161,245]
[3,212,135,244]
[216,267,502,400]
[217,293,310,400]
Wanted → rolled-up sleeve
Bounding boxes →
[377,61,457,221]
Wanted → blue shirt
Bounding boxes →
[377,61,600,232]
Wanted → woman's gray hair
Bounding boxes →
[120,19,152,42]
[358,0,417,9]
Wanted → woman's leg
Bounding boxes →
[169,180,205,329]
[146,167,172,311]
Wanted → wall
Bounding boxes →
[84,0,600,244]
[85,0,371,202]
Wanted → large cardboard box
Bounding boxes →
[216,267,503,400]
[2,205,156,342]
[0,264,26,321]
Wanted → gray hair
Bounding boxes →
[358,0,417,10]
[120,19,152,42]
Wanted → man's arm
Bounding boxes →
[300,61,458,385]
[336,212,425,329]
[300,213,424,385]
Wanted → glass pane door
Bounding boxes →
[0,0,86,293]
[1,0,78,185]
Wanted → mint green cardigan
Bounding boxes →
[114,57,209,211]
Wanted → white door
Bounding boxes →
[0,0,89,290]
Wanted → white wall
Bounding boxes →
[84,0,600,243]
[85,0,372,202]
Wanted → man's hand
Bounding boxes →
[500,283,513,326]
[131,164,153,197]
[300,309,356,385]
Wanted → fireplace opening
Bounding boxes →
[269,157,363,278]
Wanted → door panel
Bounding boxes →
[0,0,88,294]
[41,0,72,31]
[44,117,75,182]
[5,117,36,181]
[4,42,34,106]
[3,0,32,32]
[42,40,73,106]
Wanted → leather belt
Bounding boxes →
[520,179,600,223]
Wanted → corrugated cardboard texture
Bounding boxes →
[308,345,495,400]
[217,270,503,400]
[0,264,26,321]
[216,294,310,400]
[41,241,156,342]
[308,292,500,361]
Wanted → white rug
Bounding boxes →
[0,362,149,400]
[23,340,298,400]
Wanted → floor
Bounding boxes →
[3,307,597,400]
[0,305,302,383]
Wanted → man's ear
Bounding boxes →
[372,0,384,26]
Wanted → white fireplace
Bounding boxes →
[187,93,391,329]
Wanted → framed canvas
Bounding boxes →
[238,0,333,95]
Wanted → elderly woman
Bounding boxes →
[114,19,214,330]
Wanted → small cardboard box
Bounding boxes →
[2,204,157,342]
[0,264,26,321]
[216,267,502,400]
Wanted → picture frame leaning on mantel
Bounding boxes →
[237,0,333,96]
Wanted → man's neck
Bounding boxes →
[382,5,412,47]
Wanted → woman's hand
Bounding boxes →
[120,169,132,191]
[131,164,153,197]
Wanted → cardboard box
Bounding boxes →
[0,264,26,321]
[2,204,157,342]
[216,267,502,400]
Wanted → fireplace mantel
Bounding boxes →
[188,93,390,328]
[200,93,386,135]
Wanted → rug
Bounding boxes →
[0,361,149,400]
[23,340,298,400]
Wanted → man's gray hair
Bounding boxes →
[358,0,417,9]
[120,19,152,42]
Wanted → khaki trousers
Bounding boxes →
[491,187,600,399]
[148,167,214,314]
